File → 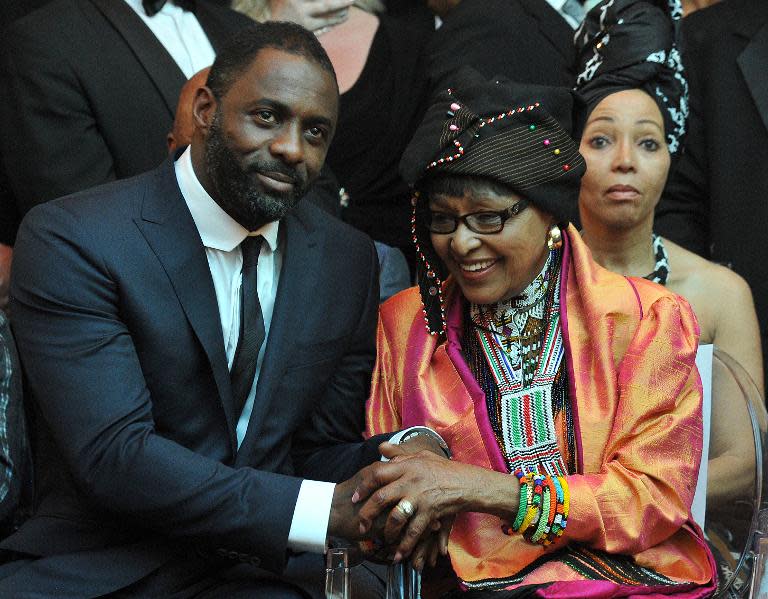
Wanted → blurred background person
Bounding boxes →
[426,0,584,98]
[655,0,768,387]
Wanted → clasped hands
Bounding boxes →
[329,437,494,571]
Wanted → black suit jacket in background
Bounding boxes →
[426,0,577,94]
[0,158,388,596]
[0,0,252,244]
[656,0,768,378]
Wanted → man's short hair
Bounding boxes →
[206,22,337,99]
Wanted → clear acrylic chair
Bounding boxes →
[703,348,767,598]
[385,560,421,599]
[325,547,352,599]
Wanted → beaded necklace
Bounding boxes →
[644,233,669,286]
[469,253,552,388]
[462,249,576,476]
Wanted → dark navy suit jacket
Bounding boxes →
[1,158,388,596]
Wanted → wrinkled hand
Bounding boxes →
[351,442,484,562]
[269,0,354,31]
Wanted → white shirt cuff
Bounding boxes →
[287,479,335,554]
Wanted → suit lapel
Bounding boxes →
[235,204,323,463]
[88,0,185,117]
[194,2,240,51]
[135,159,238,453]
[737,20,768,135]
[520,0,576,64]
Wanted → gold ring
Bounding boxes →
[395,499,415,518]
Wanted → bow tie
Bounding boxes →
[142,0,195,17]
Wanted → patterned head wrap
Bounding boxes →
[574,0,688,154]
[399,67,586,335]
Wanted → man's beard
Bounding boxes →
[204,111,309,230]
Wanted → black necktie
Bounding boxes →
[230,236,266,416]
[142,0,195,17]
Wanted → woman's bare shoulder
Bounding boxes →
[665,239,752,301]
[664,238,759,365]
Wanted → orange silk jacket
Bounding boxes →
[366,227,715,596]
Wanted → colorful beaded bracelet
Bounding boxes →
[506,469,571,547]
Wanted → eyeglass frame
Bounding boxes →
[425,198,530,234]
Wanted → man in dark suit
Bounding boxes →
[0,0,251,214]
[426,0,580,94]
[656,0,768,385]
[0,22,434,597]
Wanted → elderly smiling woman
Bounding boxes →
[357,67,716,597]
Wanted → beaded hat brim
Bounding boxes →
[400,67,586,225]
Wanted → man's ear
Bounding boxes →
[192,86,218,134]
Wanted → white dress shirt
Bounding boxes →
[545,0,604,29]
[545,0,583,29]
[124,0,216,78]
[175,146,334,554]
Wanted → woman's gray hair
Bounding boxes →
[234,0,385,22]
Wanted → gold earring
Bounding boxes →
[547,224,563,250]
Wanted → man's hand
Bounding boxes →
[328,470,370,542]
[269,0,354,31]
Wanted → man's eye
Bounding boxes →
[255,110,276,123]
[307,126,325,139]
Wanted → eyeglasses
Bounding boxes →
[426,199,529,234]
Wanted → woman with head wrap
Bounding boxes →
[574,0,764,510]
[354,66,715,596]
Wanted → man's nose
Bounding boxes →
[270,122,304,165]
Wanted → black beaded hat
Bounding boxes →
[574,0,688,154]
[401,67,586,225]
[400,68,586,336]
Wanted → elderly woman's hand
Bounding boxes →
[352,443,520,562]
[268,0,354,32]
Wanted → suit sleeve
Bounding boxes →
[0,25,116,216]
[564,294,704,555]
[290,238,393,483]
[655,21,710,257]
[10,203,304,573]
